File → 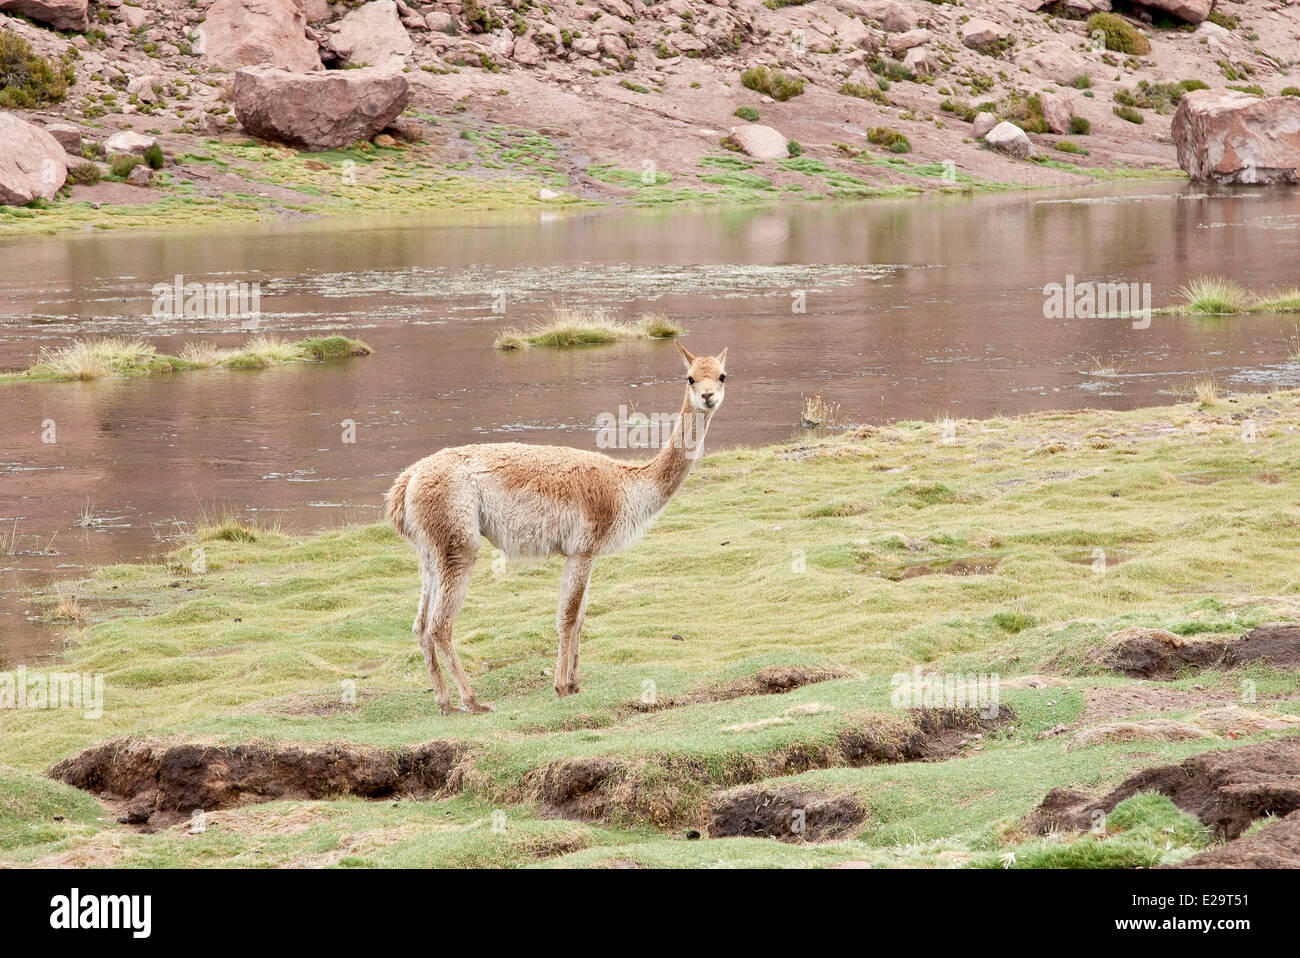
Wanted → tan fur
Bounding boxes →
[386,341,727,713]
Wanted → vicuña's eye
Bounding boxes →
[719,374,726,383]
[687,376,695,385]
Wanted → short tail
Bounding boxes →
[385,469,411,536]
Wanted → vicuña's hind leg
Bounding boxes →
[430,546,492,714]
[555,553,593,697]
[414,557,451,713]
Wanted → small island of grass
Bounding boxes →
[494,307,683,350]
[0,334,372,385]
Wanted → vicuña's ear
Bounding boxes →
[675,339,696,369]
[715,347,727,369]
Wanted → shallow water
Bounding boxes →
[3,180,1300,662]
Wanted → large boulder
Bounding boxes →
[972,111,997,139]
[231,66,412,151]
[0,113,67,206]
[729,124,789,160]
[200,0,322,72]
[901,46,936,77]
[1135,0,1211,23]
[1172,90,1300,184]
[985,120,1033,158]
[0,0,88,31]
[324,0,413,70]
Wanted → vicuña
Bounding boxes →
[386,340,728,713]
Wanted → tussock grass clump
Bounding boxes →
[799,392,841,427]
[866,127,911,153]
[1112,105,1144,124]
[741,66,804,101]
[1178,276,1250,314]
[32,338,155,381]
[841,81,890,106]
[494,308,683,350]
[1085,13,1151,55]
[66,162,102,186]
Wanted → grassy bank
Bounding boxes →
[0,335,371,385]
[4,392,1300,867]
[0,117,1185,238]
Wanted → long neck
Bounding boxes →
[644,389,713,507]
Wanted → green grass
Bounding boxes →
[494,307,682,350]
[840,81,890,106]
[740,66,804,101]
[1085,13,1151,55]
[0,335,371,385]
[5,392,1300,866]
[1144,276,1300,317]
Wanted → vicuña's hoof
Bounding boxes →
[462,701,494,714]
[565,683,581,695]
[437,702,456,716]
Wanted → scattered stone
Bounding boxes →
[960,18,1010,54]
[43,122,81,153]
[103,130,157,156]
[0,113,67,206]
[1172,90,1300,185]
[231,65,412,152]
[972,111,997,139]
[886,28,931,54]
[729,123,788,160]
[125,164,154,186]
[1136,0,1211,24]
[985,120,1033,158]
[901,46,936,77]
[1038,90,1072,135]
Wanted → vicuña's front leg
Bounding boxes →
[555,553,593,697]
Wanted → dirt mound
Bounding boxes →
[708,786,868,842]
[1026,736,1300,840]
[1222,624,1300,669]
[527,705,1015,828]
[1085,623,1300,679]
[1085,628,1223,679]
[1065,719,1215,752]
[1169,811,1300,869]
[51,737,474,826]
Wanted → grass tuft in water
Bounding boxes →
[495,307,683,350]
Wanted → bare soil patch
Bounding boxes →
[630,664,854,712]
[1026,736,1300,840]
[708,786,868,842]
[50,737,475,827]
[1169,810,1300,869]
[1085,624,1300,679]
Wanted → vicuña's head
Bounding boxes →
[676,340,728,414]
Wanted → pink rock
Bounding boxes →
[0,0,88,31]
[231,65,412,151]
[0,113,67,205]
[1172,90,1300,184]
[201,0,322,72]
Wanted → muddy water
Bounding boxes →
[3,181,1300,662]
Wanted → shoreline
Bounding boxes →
[4,389,1299,866]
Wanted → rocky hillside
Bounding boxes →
[2,0,1299,223]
